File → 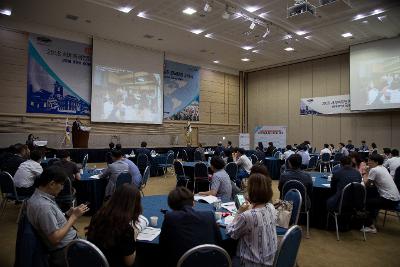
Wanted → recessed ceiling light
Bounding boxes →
[183,7,197,15]
[304,35,312,39]
[252,50,259,53]
[377,15,387,22]
[204,2,212,13]
[341,32,353,38]
[283,34,292,40]
[361,20,368,24]
[205,33,213,38]
[137,12,147,18]
[117,6,133,13]
[213,60,220,64]
[372,9,384,15]
[190,29,204,35]
[284,47,294,51]
[353,14,366,21]
[241,46,253,50]
[241,58,250,62]
[296,30,308,36]
[0,8,12,16]
[249,21,256,30]
[245,6,260,13]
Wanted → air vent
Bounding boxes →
[66,14,79,21]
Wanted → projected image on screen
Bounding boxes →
[93,66,161,123]
[350,37,400,111]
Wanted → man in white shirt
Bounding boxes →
[233,147,252,185]
[283,145,295,160]
[364,154,400,233]
[297,145,311,168]
[338,143,349,157]
[320,144,332,156]
[13,149,43,196]
[383,149,400,177]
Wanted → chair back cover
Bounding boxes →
[166,153,175,165]
[0,171,16,196]
[394,166,400,192]
[194,162,208,179]
[82,154,88,169]
[116,172,132,189]
[307,156,318,169]
[273,225,302,267]
[283,189,302,226]
[333,153,343,162]
[177,244,231,267]
[338,182,366,214]
[137,154,149,173]
[332,164,341,173]
[65,239,109,267]
[250,154,258,164]
[141,166,151,187]
[225,162,238,181]
[282,180,309,211]
[174,161,185,177]
[321,153,330,162]
[194,151,202,162]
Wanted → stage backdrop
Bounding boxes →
[300,94,351,115]
[163,60,200,121]
[254,126,287,149]
[27,33,92,116]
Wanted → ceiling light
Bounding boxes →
[284,47,294,51]
[353,14,366,21]
[241,46,253,50]
[304,35,312,39]
[377,15,387,22]
[183,7,197,15]
[372,9,384,15]
[252,50,259,53]
[190,29,204,35]
[283,34,292,40]
[137,12,147,18]
[361,20,368,24]
[205,33,213,38]
[241,58,250,62]
[296,30,308,36]
[213,60,219,64]
[249,21,256,30]
[0,8,11,16]
[204,2,212,13]
[245,6,260,13]
[341,32,352,38]
[117,6,133,13]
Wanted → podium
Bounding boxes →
[72,125,91,148]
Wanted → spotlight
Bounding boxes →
[250,21,256,30]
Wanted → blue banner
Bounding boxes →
[27,34,92,115]
[163,60,200,121]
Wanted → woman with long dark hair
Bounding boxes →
[86,184,142,267]
[350,151,367,179]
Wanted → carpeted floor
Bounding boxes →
[1,163,399,267]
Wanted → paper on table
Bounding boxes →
[194,195,219,204]
[322,184,331,188]
[136,227,161,241]
[90,174,100,179]
[221,202,237,213]
[218,215,235,226]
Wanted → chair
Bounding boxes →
[326,182,367,241]
[250,154,258,164]
[177,244,231,267]
[319,153,331,172]
[182,150,189,161]
[225,162,238,182]
[55,177,76,213]
[82,154,88,169]
[305,156,318,171]
[137,154,149,175]
[332,153,343,165]
[0,171,29,223]
[194,151,203,162]
[281,180,310,238]
[284,189,303,227]
[272,225,303,267]
[158,152,175,178]
[194,162,209,193]
[65,239,110,267]
[115,172,132,189]
[174,161,190,188]
[139,166,150,196]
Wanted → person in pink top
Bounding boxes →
[350,152,367,178]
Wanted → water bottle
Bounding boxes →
[53,154,56,158]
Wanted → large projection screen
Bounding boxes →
[91,38,164,124]
[350,37,400,111]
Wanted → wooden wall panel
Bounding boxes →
[0,28,240,148]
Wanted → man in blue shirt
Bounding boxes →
[122,154,142,188]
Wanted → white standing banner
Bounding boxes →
[239,133,250,150]
[254,126,287,149]
[300,94,351,115]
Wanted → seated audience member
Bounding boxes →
[226,140,233,151]
[382,148,391,164]
[256,141,264,152]
[100,149,129,198]
[53,150,80,181]
[364,154,400,233]
[279,154,313,206]
[223,149,234,164]
[13,149,43,196]
[296,145,311,169]
[115,143,122,150]
[265,142,276,157]
[1,143,29,176]
[233,147,253,183]
[371,142,378,155]
[346,140,354,151]
[283,145,295,160]
[360,140,369,151]
[195,143,205,161]
[199,156,232,201]
[87,184,141,267]
[293,143,298,151]
[27,166,89,267]
[329,144,335,153]
[327,156,362,211]
[105,142,115,165]
[320,144,332,156]
[26,133,35,150]
[122,155,142,188]
[250,163,270,177]
[350,152,367,179]
[338,142,349,156]
[136,141,151,160]
[227,173,277,267]
[383,149,400,177]
[214,141,224,156]
[160,187,222,267]
[254,146,265,162]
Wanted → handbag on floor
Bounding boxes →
[274,199,293,228]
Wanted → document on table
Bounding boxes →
[221,202,237,213]
[90,174,100,179]
[217,215,235,227]
[136,227,161,241]
[194,195,219,204]
[322,184,331,188]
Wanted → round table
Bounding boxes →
[263,157,284,180]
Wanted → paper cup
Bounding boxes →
[150,216,158,226]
